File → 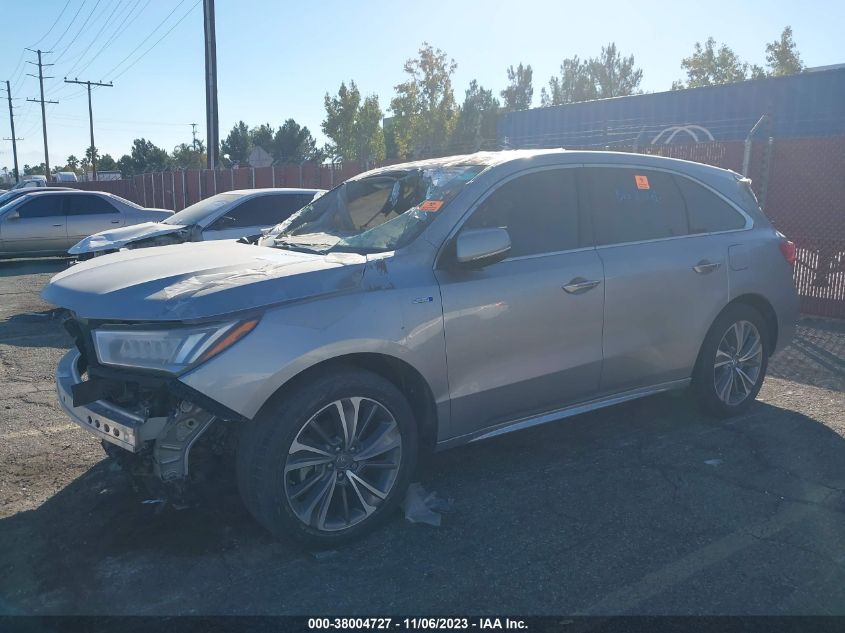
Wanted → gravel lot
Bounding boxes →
[1,258,844,615]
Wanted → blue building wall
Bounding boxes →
[498,67,845,148]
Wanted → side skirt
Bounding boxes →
[435,378,691,451]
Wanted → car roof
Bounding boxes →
[356,148,740,181]
[224,188,325,196]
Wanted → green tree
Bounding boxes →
[23,163,46,175]
[766,26,803,76]
[171,142,206,169]
[273,119,317,163]
[541,44,641,105]
[323,81,361,159]
[249,123,275,154]
[452,80,500,152]
[221,121,251,165]
[589,43,643,98]
[116,138,169,175]
[98,153,118,171]
[541,56,596,105]
[64,155,80,174]
[500,63,534,110]
[389,42,458,159]
[677,37,751,87]
[323,81,386,163]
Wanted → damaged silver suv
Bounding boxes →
[43,150,798,546]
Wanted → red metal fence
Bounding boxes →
[61,136,845,318]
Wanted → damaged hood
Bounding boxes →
[67,221,190,255]
[43,240,367,321]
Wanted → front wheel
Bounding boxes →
[692,304,769,418]
[236,368,418,547]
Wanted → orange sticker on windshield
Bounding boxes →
[635,175,650,190]
[419,200,444,212]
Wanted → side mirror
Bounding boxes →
[5,210,19,221]
[454,227,511,268]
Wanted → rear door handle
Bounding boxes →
[52,223,63,227]
[563,277,601,294]
[693,260,722,274]
[110,220,120,224]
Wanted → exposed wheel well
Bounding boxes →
[259,353,439,453]
[727,294,779,354]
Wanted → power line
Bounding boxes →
[100,0,188,80]
[53,0,104,62]
[64,77,113,181]
[25,49,58,179]
[30,0,73,48]
[63,0,144,80]
[111,0,201,82]
[2,81,22,182]
[49,0,88,51]
[62,0,126,78]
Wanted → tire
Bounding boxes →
[236,367,418,547]
[692,303,769,418]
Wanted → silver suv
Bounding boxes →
[43,150,799,546]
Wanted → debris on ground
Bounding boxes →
[402,483,454,527]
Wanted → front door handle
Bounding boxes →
[52,223,63,227]
[693,260,722,274]
[110,220,120,224]
[563,277,601,294]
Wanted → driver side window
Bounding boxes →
[463,168,583,258]
[208,195,308,230]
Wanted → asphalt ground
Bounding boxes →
[1,258,844,615]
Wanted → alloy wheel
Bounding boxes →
[713,320,764,406]
[284,397,402,532]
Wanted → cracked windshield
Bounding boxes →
[260,165,484,253]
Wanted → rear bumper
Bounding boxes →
[56,349,149,452]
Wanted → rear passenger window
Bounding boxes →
[216,195,307,229]
[464,168,581,257]
[65,194,118,215]
[674,177,746,233]
[584,168,687,245]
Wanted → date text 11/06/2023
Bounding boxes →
[307,617,529,630]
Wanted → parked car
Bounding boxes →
[0,189,171,258]
[55,172,79,183]
[68,188,325,258]
[43,150,798,546]
[0,186,76,209]
[9,175,48,190]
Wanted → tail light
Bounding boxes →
[779,238,797,266]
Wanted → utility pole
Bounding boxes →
[2,80,21,182]
[190,122,198,150]
[203,0,219,169]
[64,78,113,181]
[25,49,56,182]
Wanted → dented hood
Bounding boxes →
[42,240,367,321]
[68,221,190,255]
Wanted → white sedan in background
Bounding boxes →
[69,188,325,258]
[0,189,171,258]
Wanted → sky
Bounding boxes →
[1,0,843,172]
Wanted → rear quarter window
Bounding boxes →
[674,176,746,233]
[584,167,688,245]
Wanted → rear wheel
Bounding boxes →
[236,368,417,547]
[693,304,769,417]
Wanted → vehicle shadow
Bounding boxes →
[2,394,845,615]
[0,310,71,349]
[769,316,845,392]
[0,258,69,278]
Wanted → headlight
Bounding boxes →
[92,319,259,374]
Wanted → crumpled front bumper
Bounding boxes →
[56,349,166,453]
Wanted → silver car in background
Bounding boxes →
[43,150,799,546]
[0,189,171,258]
[68,188,325,258]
